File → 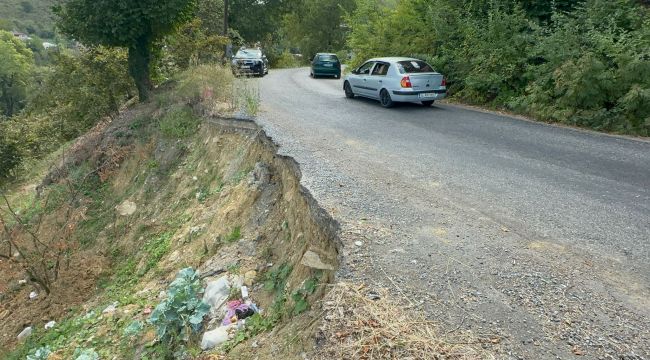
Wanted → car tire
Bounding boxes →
[380,89,394,108]
[421,100,435,107]
[344,81,355,99]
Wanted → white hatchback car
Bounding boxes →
[343,57,447,107]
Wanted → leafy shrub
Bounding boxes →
[148,268,210,347]
[73,348,99,360]
[345,0,650,135]
[273,51,302,68]
[26,347,51,360]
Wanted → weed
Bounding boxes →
[147,160,159,169]
[224,226,242,243]
[159,106,200,139]
[234,81,261,116]
[129,115,151,131]
[264,263,293,295]
[226,263,241,274]
[140,232,173,275]
[148,268,210,353]
[290,277,320,315]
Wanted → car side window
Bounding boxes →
[371,62,390,76]
[357,62,374,75]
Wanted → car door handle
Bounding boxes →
[379,80,382,83]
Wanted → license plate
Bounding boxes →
[323,63,333,67]
[240,65,250,69]
[418,93,435,99]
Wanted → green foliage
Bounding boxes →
[141,232,174,275]
[159,106,200,138]
[233,80,260,116]
[345,0,650,136]
[159,18,228,72]
[263,262,293,295]
[0,30,34,117]
[274,51,303,69]
[282,0,355,59]
[0,0,56,37]
[148,268,210,347]
[0,124,22,181]
[224,226,242,243]
[56,0,198,100]
[290,276,319,315]
[72,348,99,360]
[26,346,51,360]
[123,320,144,338]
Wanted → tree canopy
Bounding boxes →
[56,0,197,101]
[0,30,33,117]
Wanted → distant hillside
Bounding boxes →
[0,0,56,38]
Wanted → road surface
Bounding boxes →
[255,68,650,359]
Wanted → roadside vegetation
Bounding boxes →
[222,0,650,136]
[346,0,650,136]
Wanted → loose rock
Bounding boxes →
[116,200,137,216]
[301,250,335,270]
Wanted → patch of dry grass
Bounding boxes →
[314,283,497,360]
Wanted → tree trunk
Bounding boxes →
[128,35,153,102]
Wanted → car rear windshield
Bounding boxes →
[318,54,339,62]
[236,49,262,59]
[397,60,435,74]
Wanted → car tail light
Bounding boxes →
[400,76,412,88]
[441,77,447,87]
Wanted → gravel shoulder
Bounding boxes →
[255,68,650,359]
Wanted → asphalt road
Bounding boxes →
[256,68,650,359]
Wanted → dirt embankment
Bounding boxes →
[0,97,341,358]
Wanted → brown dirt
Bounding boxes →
[0,251,108,349]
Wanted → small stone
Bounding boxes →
[18,280,27,285]
[354,241,363,247]
[29,291,38,300]
[192,176,198,181]
[244,270,257,287]
[116,200,137,216]
[301,250,335,270]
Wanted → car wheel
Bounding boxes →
[310,72,314,78]
[421,100,435,107]
[344,81,355,98]
[380,89,394,108]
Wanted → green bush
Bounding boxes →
[148,268,210,347]
[273,51,302,69]
[345,0,650,136]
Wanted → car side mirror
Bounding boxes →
[351,69,358,75]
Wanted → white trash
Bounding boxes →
[44,321,56,329]
[200,326,230,350]
[17,326,32,340]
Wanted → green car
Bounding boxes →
[310,53,341,79]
